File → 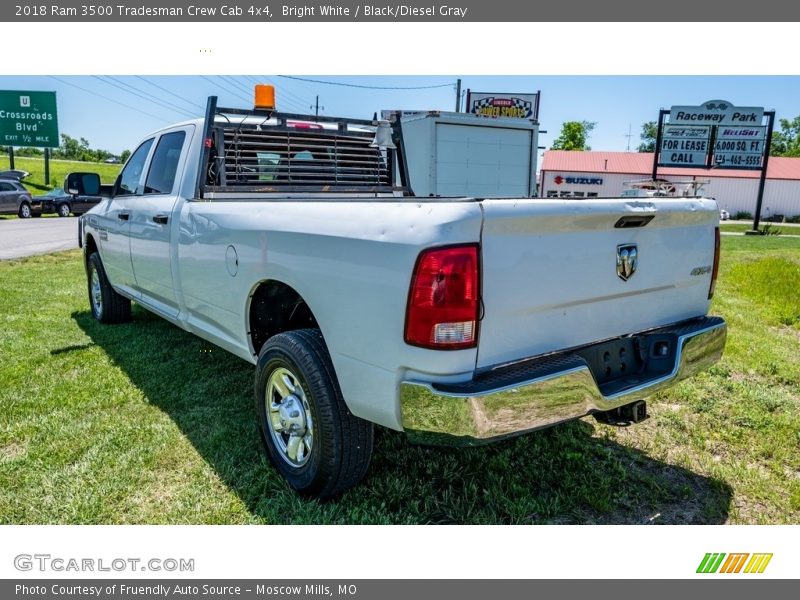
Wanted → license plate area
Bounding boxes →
[577,332,678,395]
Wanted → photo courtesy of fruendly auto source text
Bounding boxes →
[1,0,799,595]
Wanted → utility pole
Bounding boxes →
[455,79,462,112]
[311,95,324,117]
[625,124,632,151]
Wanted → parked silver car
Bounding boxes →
[0,178,34,218]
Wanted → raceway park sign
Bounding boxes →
[0,90,59,148]
[659,100,767,170]
[669,100,763,126]
[466,91,540,120]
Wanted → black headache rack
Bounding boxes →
[196,96,411,198]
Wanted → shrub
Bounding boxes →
[760,223,782,236]
[734,211,753,220]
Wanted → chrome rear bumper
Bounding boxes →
[399,316,726,446]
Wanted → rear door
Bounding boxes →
[0,181,18,213]
[129,127,192,319]
[435,124,533,197]
[476,198,719,369]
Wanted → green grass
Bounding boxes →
[1,237,799,524]
[0,155,121,193]
[721,222,800,235]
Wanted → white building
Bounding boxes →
[539,151,800,218]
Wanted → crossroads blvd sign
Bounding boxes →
[0,90,59,148]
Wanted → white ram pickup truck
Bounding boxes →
[73,94,727,498]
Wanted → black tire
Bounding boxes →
[255,329,373,498]
[32,213,42,218]
[87,252,131,324]
[57,203,71,217]
[18,202,31,218]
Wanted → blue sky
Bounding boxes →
[1,75,799,155]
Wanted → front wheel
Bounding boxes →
[87,252,131,324]
[255,329,373,498]
[57,203,71,217]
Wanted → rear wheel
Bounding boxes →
[255,329,373,498]
[18,202,31,218]
[57,203,71,217]
[87,252,131,324]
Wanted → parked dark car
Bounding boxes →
[0,178,34,218]
[0,169,30,181]
[31,187,103,217]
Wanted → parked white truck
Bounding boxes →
[73,91,726,498]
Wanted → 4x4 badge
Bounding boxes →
[617,244,638,281]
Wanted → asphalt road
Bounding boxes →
[0,217,79,260]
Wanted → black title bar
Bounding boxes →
[5,0,800,21]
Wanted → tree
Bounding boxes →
[770,116,800,157]
[550,121,596,151]
[637,121,657,152]
[120,149,131,163]
[51,134,114,162]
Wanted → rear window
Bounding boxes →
[145,131,186,195]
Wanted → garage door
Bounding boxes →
[434,123,532,197]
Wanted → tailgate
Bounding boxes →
[476,198,719,369]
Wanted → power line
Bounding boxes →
[95,76,196,119]
[49,76,169,123]
[199,75,250,104]
[201,75,252,105]
[268,74,319,100]
[278,75,455,90]
[218,75,255,98]
[135,76,206,112]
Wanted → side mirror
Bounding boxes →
[64,172,101,196]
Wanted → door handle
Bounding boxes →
[153,214,169,225]
[118,212,130,221]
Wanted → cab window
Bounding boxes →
[117,138,154,196]
[145,131,186,195]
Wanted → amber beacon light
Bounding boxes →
[254,84,276,110]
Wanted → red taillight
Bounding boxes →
[405,244,480,349]
[709,227,721,299]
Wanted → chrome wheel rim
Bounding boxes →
[265,367,313,467]
[20,204,30,218]
[90,267,103,318]
[59,205,69,217]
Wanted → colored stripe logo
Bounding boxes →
[697,553,773,574]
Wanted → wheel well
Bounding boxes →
[84,234,98,266]
[249,281,319,356]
